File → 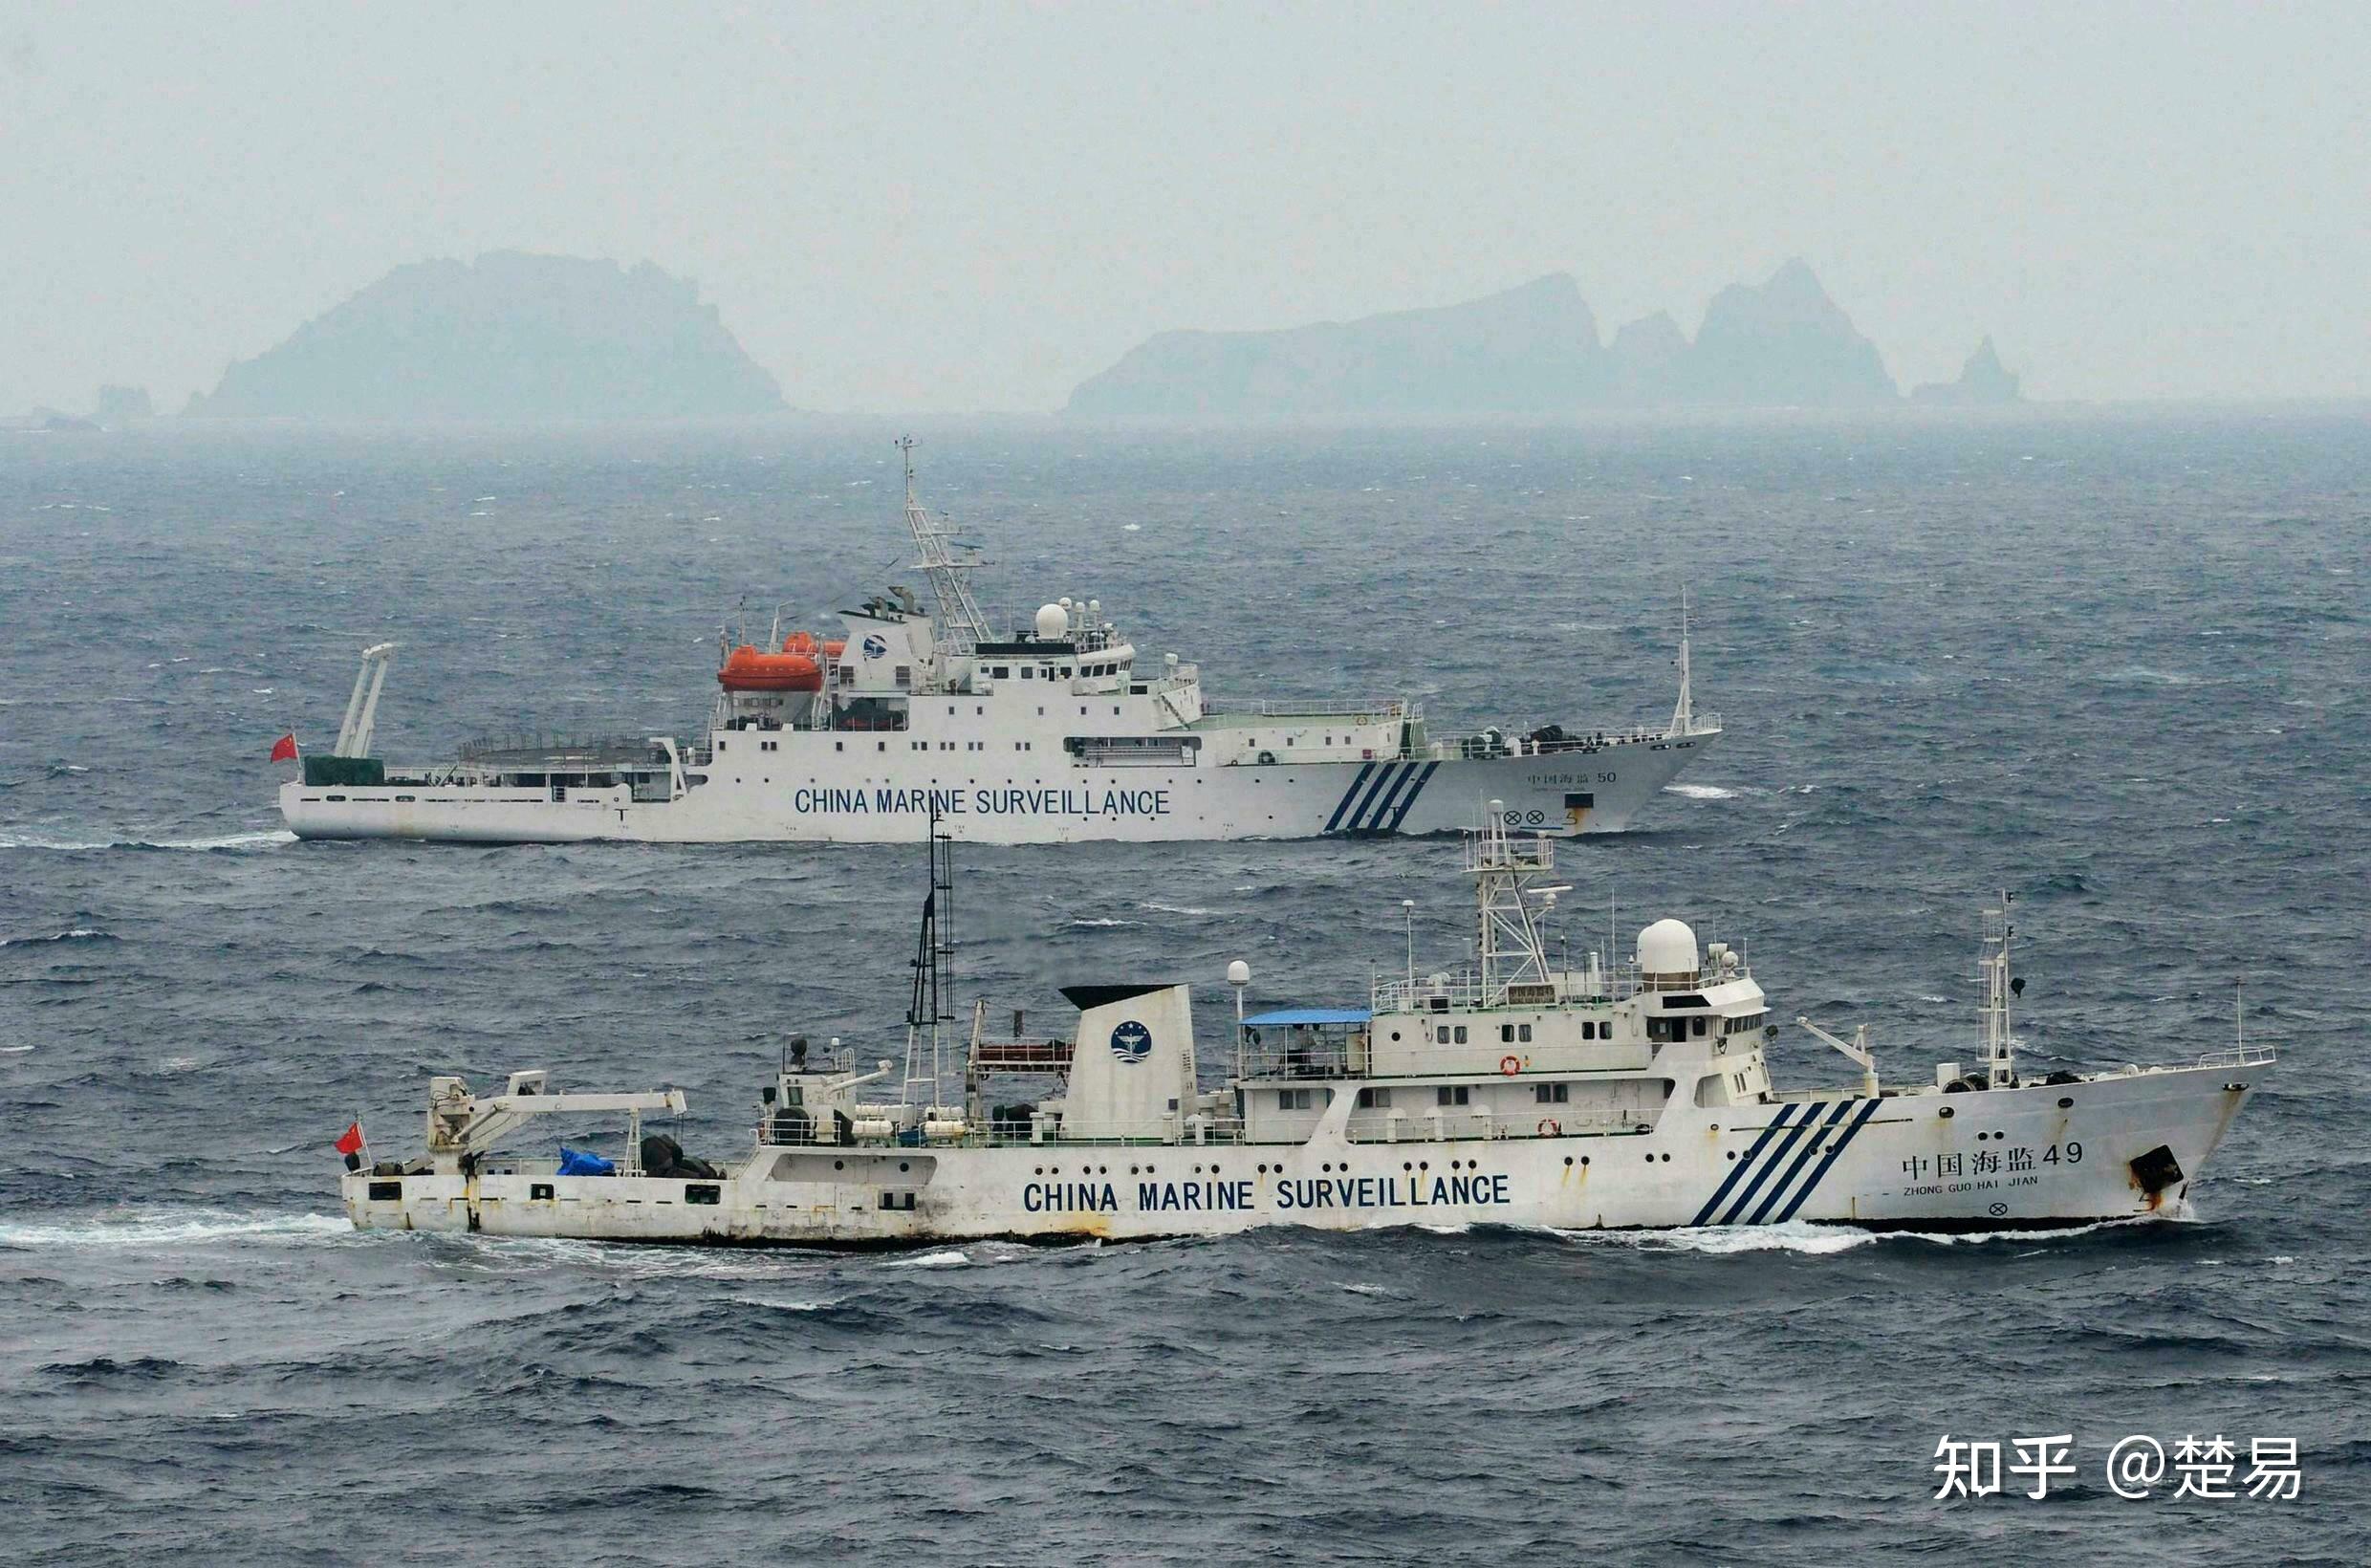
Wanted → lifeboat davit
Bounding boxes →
[718,642,823,692]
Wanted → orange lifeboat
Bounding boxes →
[718,643,822,692]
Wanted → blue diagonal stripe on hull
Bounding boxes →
[1342,761,1403,834]
[1688,1102,1802,1227]
[1745,1099,1860,1225]
[1716,1104,1819,1225]
[1381,761,1442,833]
[1322,762,1377,834]
[1362,762,1423,832]
[1773,1097,1885,1224]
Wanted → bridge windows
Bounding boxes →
[1534,1083,1570,1104]
[1355,1087,1393,1109]
[1435,1086,1469,1107]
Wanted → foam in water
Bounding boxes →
[0,1209,353,1250]
[887,1249,972,1269]
[1664,783,1739,800]
[1561,1221,1878,1255]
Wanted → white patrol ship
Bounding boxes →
[339,806,2273,1244]
[278,441,1717,844]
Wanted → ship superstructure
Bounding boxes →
[341,806,2271,1244]
[279,444,1718,844]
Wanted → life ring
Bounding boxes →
[1257,751,1278,765]
[1499,1055,1521,1077]
[1537,1118,1560,1138]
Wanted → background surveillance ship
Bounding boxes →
[341,806,2271,1244]
[279,443,1717,843]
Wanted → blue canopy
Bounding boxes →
[1241,1007,1371,1027]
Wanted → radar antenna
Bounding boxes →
[895,436,990,652]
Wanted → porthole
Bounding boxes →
[2057,1097,2074,1109]
[1939,1107,1955,1121]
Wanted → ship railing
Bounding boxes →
[1371,974,1605,1013]
[1200,696,1412,720]
[753,1118,1254,1149]
[1427,724,1672,760]
[2186,1042,2277,1070]
[1344,1108,1647,1143]
[455,730,671,767]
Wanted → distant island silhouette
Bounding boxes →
[185,252,785,421]
[1068,260,2019,418]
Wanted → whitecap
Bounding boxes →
[1663,783,1737,800]
[0,1044,33,1054]
[887,1249,970,1269]
[1140,901,1214,917]
[1565,1220,1876,1255]
[0,926,113,945]
[150,829,296,851]
[1067,917,1137,928]
[1336,1281,1390,1296]
[1122,522,1142,532]
[0,1209,351,1250]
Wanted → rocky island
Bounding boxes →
[1911,336,2023,404]
[1069,260,2006,418]
[186,252,785,421]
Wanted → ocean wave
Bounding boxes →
[1140,901,1216,916]
[0,829,294,853]
[0,926,116,947]
[1560,1220,1877,1255]
[0,1209,352,1251]
[1663,783,1738,800]
[886,1248,972,1269]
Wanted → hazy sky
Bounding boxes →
[4,1,2365,413]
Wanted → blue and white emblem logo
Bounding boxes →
[860,634,889,660]
[1109,1019,1153,1064]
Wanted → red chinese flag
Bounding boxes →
[270,733,299,763]
[335,1122,364,1157]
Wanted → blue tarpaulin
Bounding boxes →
[556,1146,616,1176]
[1240,1007,1371,1027]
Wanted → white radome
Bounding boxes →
[1637,918,1699,977]
[1034,602,1069,640]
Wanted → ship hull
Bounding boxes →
[343,1062,2255,1246]
[282,731,1714,844]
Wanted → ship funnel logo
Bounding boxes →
[861,635,889,660]
[1109,1020,1154,1064]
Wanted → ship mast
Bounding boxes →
[903,804,959,1113]
[895,435,990,652]
[1468,799,1569,1005]
[1977,892,2021,1088]
[1666,589,1695,738]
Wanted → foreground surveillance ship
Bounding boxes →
[340,807,2271,1243]
[279,443,1716,844]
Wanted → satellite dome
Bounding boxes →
[1033,603,1068,640]
[1636,918,1700,983]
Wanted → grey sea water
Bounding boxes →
[1,416,2365,1565]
